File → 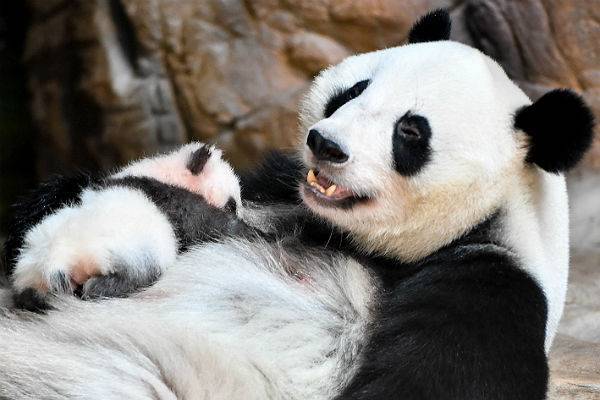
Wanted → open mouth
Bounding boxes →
[302,169,370,208]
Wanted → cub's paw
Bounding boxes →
[11,186,177,308]
[113,142,241,213]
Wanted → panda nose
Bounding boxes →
[306,129,349,164]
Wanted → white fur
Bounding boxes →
[502,169,569,351]
[1,240,376,399]
[300,42,530,260]
[12,187,177,293]
[298,41,569,350]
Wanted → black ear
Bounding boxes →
[408,9,452,44]
[515,89,595,173]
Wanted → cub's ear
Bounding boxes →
[408,9,451,44]
[515,89,595,173]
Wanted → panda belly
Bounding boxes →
[0,239,376,399]
[129,239,377,399]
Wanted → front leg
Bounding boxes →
[336,250,548,400]
[7,143,246,308]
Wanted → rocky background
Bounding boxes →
[0,0,599,397]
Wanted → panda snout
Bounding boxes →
[307,129,349,164]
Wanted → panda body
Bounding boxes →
[1,10,594,400]
[0,163,548,400]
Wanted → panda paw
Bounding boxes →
[11,186,178,308]
[112,142,242,212]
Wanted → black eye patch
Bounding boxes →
[392,113,432,176]
[324,80,370,118]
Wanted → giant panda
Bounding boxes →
[0,9,595,400]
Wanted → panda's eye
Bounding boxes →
[394,114,429,141]
[398,125,421,139]
[324,80,370,118]
[392,113,432,176]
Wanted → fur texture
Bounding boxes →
[3,173,98,276]
[392,113,433,176]
[324,80,370,118]
[113,142,241,210]
[407,9,452,43]
[515,89,595,173]
[11,186,177,298]
[299,41,531,262]
[336,216,549,400]
[1,239,377,400]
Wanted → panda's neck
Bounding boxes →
[346,184,508,263]
[349,214,494,263]
[499,168,569,352]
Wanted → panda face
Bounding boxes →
[298,41,533,260]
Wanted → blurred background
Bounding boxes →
[0,0,599,397]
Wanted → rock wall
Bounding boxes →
[24,0,600,174]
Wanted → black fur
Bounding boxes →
[408,9,452,44]
[81,261,162,300]
[336,214,548,400]
[393,113,433,176]
[3,172,98,277]
[223,197,237,214]
[324,80,370,118]
[13,271,71,312]
[514,89,595,173]
[12,288,51,312]
[106,177,251,252]
[187,145,211,175]
[1,6,554,392]
[240,151,305,204]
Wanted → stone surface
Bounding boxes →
[22,0,600,174]
[22,0,457,173]
[464,0,600,168]
[547,171,600,399]
[549,335,600,399]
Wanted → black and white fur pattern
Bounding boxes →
[0,10,595,400]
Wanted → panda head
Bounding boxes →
[298,9,595,261]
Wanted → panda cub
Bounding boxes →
[1,9,595,400]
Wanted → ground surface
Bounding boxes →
[549,171,600,399]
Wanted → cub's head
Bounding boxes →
[298,10,595,261]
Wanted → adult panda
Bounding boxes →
[1,9,595,400]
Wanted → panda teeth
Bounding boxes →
[325,185,337,196]
[311,182,326,194]
[307,169,338,197]
[308,170,325,193]
[307,169,317,184]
